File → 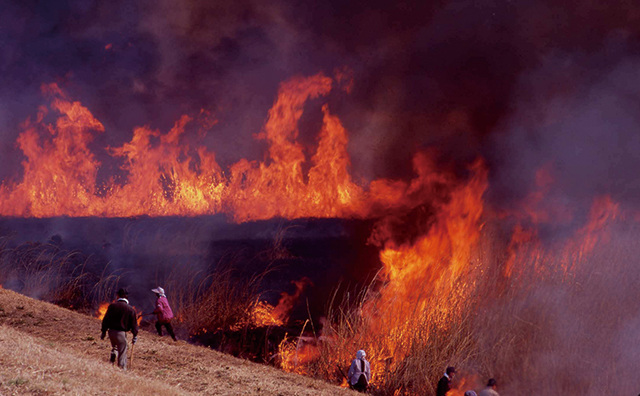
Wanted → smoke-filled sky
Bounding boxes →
[2,0,640,210]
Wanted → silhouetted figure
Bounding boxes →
[436,366,456,396]
[348,349,371,392]
[101,288,138,370]
[151,287,177,341]
[478,378,499,396]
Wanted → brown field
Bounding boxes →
[0,287,352,396]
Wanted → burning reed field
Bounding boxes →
[3,1,640,395]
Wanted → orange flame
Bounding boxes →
[560,195,619,276]
[504,223,541,278]
[278,333,320,374]
[498,163,572,224]
[0,73,370,220]
[503,194,620,281]
[447,374,480,396]
[271,278,311,325]
[352,160,488,378]
[97,302,109,320]
[96,302,142,326]
[250,278,312,327]
[250,300,283,327]
[132,306,143,326]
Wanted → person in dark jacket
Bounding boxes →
[436,366,456,396]
[100,288,138,370]
[151,287,177,341]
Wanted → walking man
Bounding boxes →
[151,287,177,341]
[436,366,456,396]
[100,288,138,370]
[347,349,371,392]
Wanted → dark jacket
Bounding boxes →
[101,299,139,336]
[436,375,452,396]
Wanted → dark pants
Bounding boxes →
[108,330,128,369]
[353,374,368,392]
[155,321,177,341]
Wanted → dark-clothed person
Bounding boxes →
[347,349,371,392]
[436,366,456,396]
[101,288,138,370]
[151,287,177,341]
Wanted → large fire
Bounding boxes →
[0,73,366,219]
[0,71,633,394]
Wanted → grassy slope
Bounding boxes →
[0,288,352,396]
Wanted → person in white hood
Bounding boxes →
[347,349,371,392]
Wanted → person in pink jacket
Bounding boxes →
[151,287,177,341]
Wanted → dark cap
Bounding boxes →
[116,288,129,297]
[446,366,456,374]
[487,378,496,387]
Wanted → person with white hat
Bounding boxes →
[151,287,177,341]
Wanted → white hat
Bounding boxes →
[151,287,165,295]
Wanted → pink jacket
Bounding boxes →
[153,296,174,323]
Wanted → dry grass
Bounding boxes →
[165,259,269,337]
[0,239,120,312]
[4,217,638,395]
[309,222,640,396]
[0,287,352,396]
[0,325,192,396]
[312,276,482,395]
[0,236,271,342]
